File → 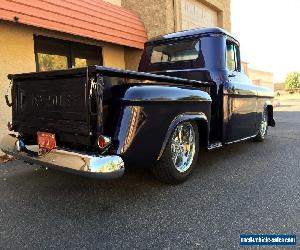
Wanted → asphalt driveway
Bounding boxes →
[0,99,299,249]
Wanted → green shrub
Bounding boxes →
[285,72,300,91]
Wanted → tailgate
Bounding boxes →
[11,68,93,146]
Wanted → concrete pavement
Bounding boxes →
[0,99,299,249]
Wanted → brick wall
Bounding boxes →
[122,0,171,39]
[122,0,231,39]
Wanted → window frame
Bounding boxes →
[148,39,201,65]
[34,35,103,72]
[226,40,241,72]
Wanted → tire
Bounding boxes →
[152,121,199,184]
[252,108,268,142]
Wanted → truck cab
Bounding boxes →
[139,27,275,145]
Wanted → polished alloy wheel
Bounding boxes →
[170,122,196,173]
[260,110,268,137]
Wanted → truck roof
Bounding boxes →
[146,27,238,45]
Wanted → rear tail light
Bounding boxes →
[97,135,111,150]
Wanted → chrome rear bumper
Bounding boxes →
[0,135,125,179]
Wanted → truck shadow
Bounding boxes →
[0,126,284,231]
[2,140,254,196]
[3,101,297,194]
[2,108,295,215]
[1,104,299,247]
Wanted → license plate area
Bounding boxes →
[37,132,56,151]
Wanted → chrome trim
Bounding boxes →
[260,110,268,137]
[207,141,223,150]
[0,135,125,179]
[170,122,196,173]
[224,135,256,145]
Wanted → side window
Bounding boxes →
[226,41,241,72]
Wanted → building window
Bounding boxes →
[34,35,102,72]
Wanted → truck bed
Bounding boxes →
[9,66,210,151]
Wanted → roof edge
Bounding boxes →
[146,27,237,44]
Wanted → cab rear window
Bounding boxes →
[150,40,200,63]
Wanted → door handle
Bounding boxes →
[228,73,236,78]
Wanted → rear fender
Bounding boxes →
[111,84,211,165]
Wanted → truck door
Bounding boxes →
[223,40,257,142]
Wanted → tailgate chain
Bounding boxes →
[5,79,13,107]
[89,73,104,135]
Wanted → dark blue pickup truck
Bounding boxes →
[1,27,275,184]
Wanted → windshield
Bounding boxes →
[150,40,200,63]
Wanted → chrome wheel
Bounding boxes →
[170,122,196,173]
[260,110,268,137]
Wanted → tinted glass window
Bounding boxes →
[72,43,102,68]
[226,41,241,72]
[35,37,69,71]
[34,36,102,72]
[150,40,200,63]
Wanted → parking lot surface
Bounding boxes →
[1,99,299,249]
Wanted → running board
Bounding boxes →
[207,141,223,151]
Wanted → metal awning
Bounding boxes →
[0,0,147,49]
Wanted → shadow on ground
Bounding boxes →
[0,101,299,249]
